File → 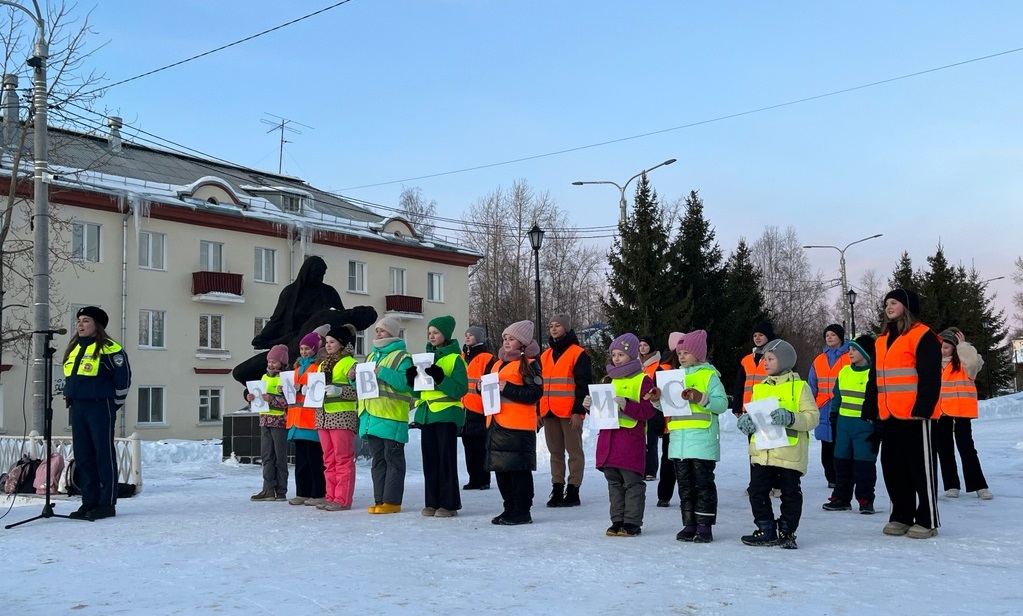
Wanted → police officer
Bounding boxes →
[63,306,132,521]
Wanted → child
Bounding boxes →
[822,334,879,514]
[406,316,469,517]
[736,338,819,549]
[247,344,291,501]
[460,326,494,490]
[665,330,728,543]
[315,324,361,511]
[287,332,327,506]
[936,328,992,500]
[584,333,656,537]
[356,316,414,514]
[485,320,543,526]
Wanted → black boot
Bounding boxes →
[776,518,798,549]
[741,519,777,546]
[546,483,565,508]
[558,484,581,507]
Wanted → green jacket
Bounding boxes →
[667,363,729,462]
[412,340,468,426]
[359,339,414,443]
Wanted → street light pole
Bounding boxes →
[846,288,857,338]
[2,0,50,432]
[572,158,676,225]
[804,234,882,337]
[528,224,545,347]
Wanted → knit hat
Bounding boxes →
[76,306,109,329]
[266,344,289,365]
[824,323,846,342]
[550,313,573,332]
[639,335,656,350]
[848,334,875,364]
[677,329,708,362]
[374,315,402,338]
[428,315,456,342]
[326,323,357,346]
[466,325,486,345]
[884,288,920,316]
[939,328,960,347]
[753,320,776,340]
[299,332,321,350]
[609,333,640,361]
[763,339,797,374]
[667,331,685,352]
[503,320,535,347]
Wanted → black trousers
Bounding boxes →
[820,440,836,484]
[935,416,988,493]
[674,459,718,526]
[461,414,490,488]
[422,422,462,510]
[293,439,326,499]
[70,398,118,507]
[880,419,939,529]
[832,458,878,503]
[645,413,665,477]
[656,436,676,502]
[495,470,534,516]
[748,464,803,532]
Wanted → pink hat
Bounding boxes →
[299,332,321,350]
[503,320,535,346]
[677,329,708,362]
[667,331,684,352]
[266,344,289,365]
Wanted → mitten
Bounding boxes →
[324,384,342,397]
[404,365,418,387]
[424,365,445,384]
[770,408,795,427]
[613,396,628,410]
[736,413,756,435]
[681,388,706,404]
[582,395,592,410]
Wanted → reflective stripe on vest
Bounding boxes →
[741,354,767,405]
[835,366,869,418]
[539,344,585,417]
[359,349,412,421]
[420,353,466,412]
[813,352,849,407]
[261,374,285,416]
[462,351,494,414]
[666,367,715,430]
[63,340,124,377]
[876,324,938,420]
[750,380,803,446]
[939,363,979,418]
[486,359,538,431]
[323,356,358,413]
[286,362,319,430]
[612,372,647,429]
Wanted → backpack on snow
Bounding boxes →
[33,453,65,495]
[3,454,42,494]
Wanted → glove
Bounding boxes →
[325,384,342,397]
[681,388,704,403]
[736,413,756,436]
[404,365,418,387]
[424,365,445,384]
[582,395,592,410]
[613,396,628,410]
[770,408,795,427]
[865,421,883,453]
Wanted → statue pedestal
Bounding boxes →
[222,412,294,465]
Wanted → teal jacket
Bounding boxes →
[667,363,729,462]
[358,339,414,443]
[411,339,468,426]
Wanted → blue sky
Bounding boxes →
[45,1,1023,322]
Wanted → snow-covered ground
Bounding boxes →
[3,393,1022,615]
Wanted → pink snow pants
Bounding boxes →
[319,428,356,507]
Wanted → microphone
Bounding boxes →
[34,328,68,335]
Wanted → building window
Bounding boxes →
[72,221,101,263]
[138,230,166,270]
[254,247,276,283]
[199,314,223,349]
[355,330,366,356]
[427,272,444,302]
[254,316,271,340]
[138,386,165,424]
[199,388,222,423]
[389,267,406,295]
[139,309,166,348]
[280,194,302,213]
[348,260,367,293]
[199,240,223,272]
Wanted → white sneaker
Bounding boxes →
[945,488,960,498]
[977,488,994,500]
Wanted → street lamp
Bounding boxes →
[572,158,677,225]
[527,224,544,345]
[2,0,50,433]
[804,234,883,338]
[846,288,857,338]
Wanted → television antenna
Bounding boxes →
[261,113,314,174]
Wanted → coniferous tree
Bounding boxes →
[666,190,726,336]
[718,238,769,386]
[881,252,923,332]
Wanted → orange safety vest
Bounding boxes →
[812,351,850,407]
[876,323,940,420]
[539,344,586,418]
[741,353,768,406]
[642,361,672,381]
[486,359,538,431]
[462,351,494,415]
[286,362,319,430]
[939,363,979,419]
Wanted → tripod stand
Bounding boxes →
[6,330,89,529]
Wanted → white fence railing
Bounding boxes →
[0,431,143,493]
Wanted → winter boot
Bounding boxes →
[546,483,565,508]
[606,522,624,537]
[858,499,875,515]
[822,499,852,511]
[558,484,581,507]
[694,524,714,543]
[776,519,797,549]
[620,523,642,537]
[250,489,275,501]
[676,525,697,542]
[741,520,777,547]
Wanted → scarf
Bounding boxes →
[606,358,643,379]
[296,356,316,372]
[373,336,400,350]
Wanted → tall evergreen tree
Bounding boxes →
[881,251,923,332]
[718,238,769,386]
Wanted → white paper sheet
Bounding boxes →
[745,396,791,450]
[279,371,297,405]
[303,372,326,408]
[480,373,501,416]
[245,380,269,413]
[655,369,691,417]
[355,362,379,400]
[411,352,436,391]
[587,383,620,430]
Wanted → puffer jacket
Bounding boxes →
[484,358,542,472]
[667,363,729,462]
[746,371,819,475]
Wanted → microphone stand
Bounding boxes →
[6,330,89,528]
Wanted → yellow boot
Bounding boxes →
[371,503,401,514]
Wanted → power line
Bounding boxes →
[81,1,355,97]
[338,45,1023,191]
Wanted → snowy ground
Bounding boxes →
[3,394,1022,615]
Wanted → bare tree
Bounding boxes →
[1012,256,1023,338]
[397,185,437,238]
